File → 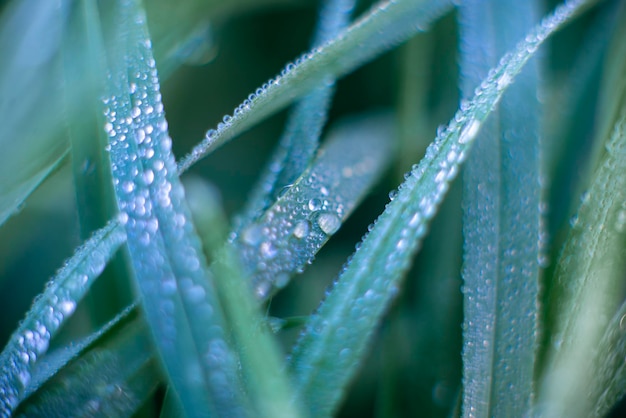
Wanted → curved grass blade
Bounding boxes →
[0,219,126,416]
[537,100,626,418]
[104,1,249,416]
[232,113,395,300]
[177,0,455,172]
[15,319,159,418]
[288,1,596,415]
[187,177,306,418]
[21,303,137,402]
[235,0,356,229]
[458,1,541,416]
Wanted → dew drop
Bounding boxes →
[317,213,341,235]
[260,241,278,260]
[292,220,310,239]
[242,224,264,246]
[308,198,322,211]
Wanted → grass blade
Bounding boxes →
[0,0,69,226]
[104,1,248,415]
[0,220,126,416]
[232,113,395,300]
[588,300,626,417]
[15,318,159,418]
[236,0,355,228]
[538,72,626,418]
[458,1,541,416]
[187,177,307,418]
[21,303,137,402]
[177,0,455,172]
[288,1,595,415]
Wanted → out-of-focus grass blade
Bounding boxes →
[236,0,355,229]
[21,303,137,402]
[544,0,619,241]
[187,177,306,418]
[63,0,133,324]
[0,0,302,229]
[288,1,596,415]
[15,319,159,418]
[0,220,126,416]
[232,113,395,300]
[588,300,626,417]
[0,0,70,226]
[458,1,541,416]
[104,1,248,416]
[538,82,626,418]
[177,0,455,172]
[64,0,117,236]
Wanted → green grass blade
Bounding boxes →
[232,113,395,300]
[0,220,126,415]
[177,0,455,172]
[187,177,307,418]
[15,319,159,418]
[104,1,249,416]
[235,0,355,229]
[538,84,626,418]
[588,300,626,417]
[458,1,541,416]
[288,1,595,415]
[22,303,137,401]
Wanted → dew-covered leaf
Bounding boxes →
[232,113,395,300]
[458,1,541,416]
[288,1,595,415]
[0,220,126,416]
[537,41,626,418]
[103,1,248,416]
[15,318,159,418]
[235,0,355,229]
[22,303,137,402]
[187,177,307,418]
[177,0,455,172]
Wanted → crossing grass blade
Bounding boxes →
[177,0,455,171]
[187,177,307,418]
[232,113,395,300]
[235,0,355,230]
[15,318,159,418]
[288,1,596,415]
[103,0,249,415]
[0,220,126,416]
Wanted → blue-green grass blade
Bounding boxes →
[0,220,126,416]
[104,1,249,416]
[288,1,597,415]
[235,0,356,229]
[22,303,137,402]
[458,1,541,416]
[15,318,158,418]
[177,0,455,172]
[187,177,307,418]
[537,8,626,412]
[233,113,395,300]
